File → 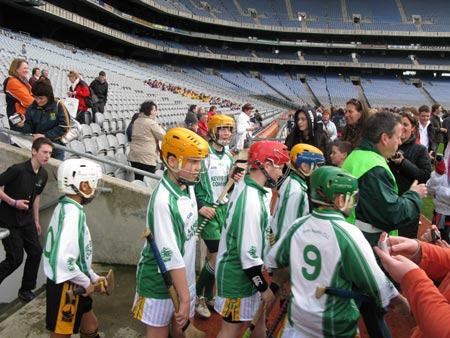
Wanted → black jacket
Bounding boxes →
[90,77,108,103]
[284,108,330,163]
[388,134,431,195]
[18,99,70,143]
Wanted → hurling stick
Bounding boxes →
[66,269,114,302]
[196,149,249,236]
[315,286,373,303]
[266,298,289,338]
[242,301,266,338]
[141,229,206,338]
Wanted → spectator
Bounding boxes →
[341,98,368,149]
[21,43,26,55]
[127,101,165,180]
[388,111,431,238]
[126,112,140,142]
[207,105,217,119]
[67,70,91,125]
[332,107,347,138]
[185,104,198,129]
[0,138,53,302]
[233,103,258,152]
[16,80,71,160]
[3,58,34,129]
[28,67,40,87]
[418,105,433,153]
[39,69,52,87]
[342,111,427,247]
[443,110,450,152]
[426,144,450,244]
[330,140,353,168]
[250,110,263,128]
[321,108,337,141]
[430,103,446,153]
[267,166,409,338]
[89,71,108,114]
[375,235,450,338]
[284,107,330,163]
[197,112,208,136]
[196,106,206,121]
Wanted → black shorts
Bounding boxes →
[46,279,93,335]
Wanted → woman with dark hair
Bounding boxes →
[16,80,71,160]
[3,58,34,129]
[388,111,431,238]
[284,107,330,162]
[341,98,368,149]
[127,101,166,180]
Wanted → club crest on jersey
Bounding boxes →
[248,246,258,259]
[161,247,173,263]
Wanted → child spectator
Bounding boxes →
[330,140,353,168]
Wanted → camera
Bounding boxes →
[8,113,22,125]
[392,151,401,160]
[432,229,441,244]
[436,154,443,162]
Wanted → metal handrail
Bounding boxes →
[0,127,162,180]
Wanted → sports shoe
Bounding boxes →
[206,297,215,308]
[18,288,35,302]
[195,296,211,318]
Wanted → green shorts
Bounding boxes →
[198,203,227,240]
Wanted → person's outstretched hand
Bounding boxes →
[374,246,419,284]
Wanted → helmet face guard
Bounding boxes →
[290,144,324,177]
[208,115,235,146]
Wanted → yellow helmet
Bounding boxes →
[207,114,235,145]
[290,143,325,176]
[161,127,208,168]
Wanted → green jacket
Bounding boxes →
[342,138,422,246]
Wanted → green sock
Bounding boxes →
[203,261,216,300]
[196,263,210,295]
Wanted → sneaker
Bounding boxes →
[18,288,35,302]
[206,297,215,308]
[195,296,211,318]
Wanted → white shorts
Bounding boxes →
[214,293,261,322]
[132,288,196,327]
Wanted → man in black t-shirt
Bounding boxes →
[0,138,53,302]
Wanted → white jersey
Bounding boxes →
[266,209,398,338]
[216,175,270,298]
[43,197,93,284]
[195,144,234,205]
[271,173,309,241]
[136,172,198,299]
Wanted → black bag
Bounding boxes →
[85,88,99,108]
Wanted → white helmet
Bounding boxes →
[58,159,102,199]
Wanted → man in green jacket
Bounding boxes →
[342,111,427,338]
[342,111,427,247]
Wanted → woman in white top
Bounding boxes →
[322,108,337,141]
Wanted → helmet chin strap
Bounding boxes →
[163,158,199,186]
[70,184,94,204]
[256,161,277,189]
[316,189,352,217]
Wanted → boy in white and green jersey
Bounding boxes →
[271,144,324,241]
[195,114,243,318]
[43,159,106,337]
[215,140,290,338]
[266,166,409,338]
[132,127,208,338]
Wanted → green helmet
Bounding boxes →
[310,166,358,208]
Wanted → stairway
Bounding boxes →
[285,0,295,20]
[301,79,320,107]
[341,0,348,21]
[395,0,408,23]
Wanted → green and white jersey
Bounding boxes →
[271,172,309,241]
[266,209,398,338]
[136,171,198,299]
[195,144,234,205]
[43,197,93,284]
[216,175,270,298]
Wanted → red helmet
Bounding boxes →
[248,141,290,169]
